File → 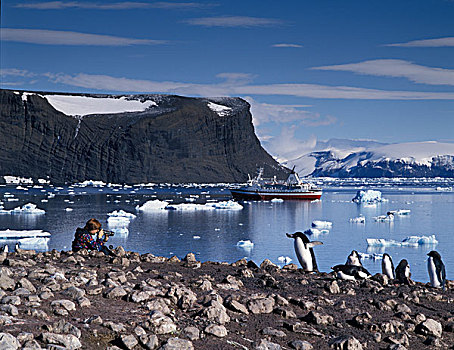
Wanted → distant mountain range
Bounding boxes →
[282,139,454,178]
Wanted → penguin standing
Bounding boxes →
[381,253,395,280]
[395,259,412,285]
[0,245,8,253]
[346,250,362,266]
[286,232,323,272]
[331,264,371,280]
[427,251,446,289]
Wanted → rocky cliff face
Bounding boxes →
[0,89,285,184]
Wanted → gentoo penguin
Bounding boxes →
[286,232,323,272]
[381,253,395,280]
[331,264,371,280]
[346,250,362,266]
[395,259,412,285]
[0,245,8,253]
[427,251,446,290]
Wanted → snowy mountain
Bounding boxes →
[284,140,454,178]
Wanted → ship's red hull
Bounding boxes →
[230,189,322,201]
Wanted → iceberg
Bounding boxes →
[107,216,131,226]
[349,216,365,223]
[352,190,386,204]
[18,237,49,250]
[167,200,243,211]
[278,256,292,264]
[373,213,394,222]
[136,199,169,211]
[236,240,254,249]
[108,210,137,219]
[358,252,383,260]
[304,228,329,236]
[271,198,284,203]
[0,203,45,215]
[110,227,129,236]
[367,235,438,247]
[312,220,332,228]
[207,200,243,210]
[0,230,51,239]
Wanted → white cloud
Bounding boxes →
[244,96,333,127]
[272,43,302,48]
[312,59,454,86]
[185,16,283,27]
[14,1,211,10]
[1,28,166,46]
[264,127,317,162]
[0,68,36,77]
[386,37,454,47]
[215,73,256,85]
[7,70,454,101]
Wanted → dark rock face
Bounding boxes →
[0,89,285,184]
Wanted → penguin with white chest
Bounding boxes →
[427,251,446,289]
[395,259,412,285]
[381,253,395,280]
[346,250,362,266]
[286,232,323,272]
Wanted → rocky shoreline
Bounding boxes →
[0,247,453,350]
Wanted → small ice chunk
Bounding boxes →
[278,256,292,264]
[373,213,394,222]
[358,252,383,260]
[352,190,386,203]
[111,227,129,236]
[65,208,73,211]
[349,216,365,223]
[136,199,169,211]
[0,203,45,214]
[236,240,254,249]
[367,235,438,247]
[271,198,284,203]
[304,228,329,236]
[107,216,131,226]
[207,200,243,210]
[108,210,136,219]
[311,220,332,228]
[18,237,49,250]
[397,209,411,215]
[193,235,201,239]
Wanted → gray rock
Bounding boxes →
[119,334,138,350]
[159,337,193,350]
[326,281,340,294]
[201,301,231,324]
[16,332,34,344]
[104,321,126,333]
[289,340,313,350]
[262,327,286,338]
[22,339,42,349]
[387,345,407,350]
[255,339,282,350]
[183,253,197,262]
[329,335,363,350]
[0,332,20,349]
[183,326,200,341]
[130,290,153,303]
[166,285,197,310]
[76,296,91,307]
[225,299,249,314]
[41,333,81,349]
[16,278,36,293]
[140,334,159,350]
[247,297,275,314]
[146,298,171,315]
[260,259,279,271]
[395,303,411,314]
[416,318,442,337]
[198,280,212,291]
[0,304,18,316]
[104,286,127,299]
[62,286,85,300]
[205,324,228,337]
[52,320,81,339]
[303,311,334,326]
[1,296,21,305]
[85,315,103,325]
[0,271,15,291]
[50,299,76,311]
[144,312,177,334]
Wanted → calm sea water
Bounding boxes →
[0,182,453,283]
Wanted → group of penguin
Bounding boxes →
[286,231,447,289]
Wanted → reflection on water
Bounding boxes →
[0,185,453,283]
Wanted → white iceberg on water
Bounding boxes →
[278,256,292,264]
[0,203,45,215]
[18,237,49,250]
[349,216,365,223]
[136,200,169,211]
[236,240,254,250]
[312,220,332,229]
[367,235,438,247]
[304,228,329,236]
[108,210,137,219]
[358,252,383,260]
[352,190,386,204]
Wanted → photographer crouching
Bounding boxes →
[72,218,115,256]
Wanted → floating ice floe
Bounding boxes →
[367,234,438,247]
[18,237,50,250]
[65,208,73,212]
[110,227,129,236]
[236,240,254,250]
[193,235,201,239]
[388,209,411,216]
[271,198,284,203]
[373,213,394,222]
[311,220,332,229]
[0,203,45,215]
[304,228,329,236]
[107,216,131,226]
[108,210,137,219]
[207,200,243,210]
[358,252,383,260]
[352,190,386,204]
[168,200,243,211]
[349,216,365,224]
[0,230,51,239]
[278,256,292,264]
[136,199,169,211]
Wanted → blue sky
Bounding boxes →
[1,0,454,159]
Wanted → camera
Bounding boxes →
[103,230,115,237]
